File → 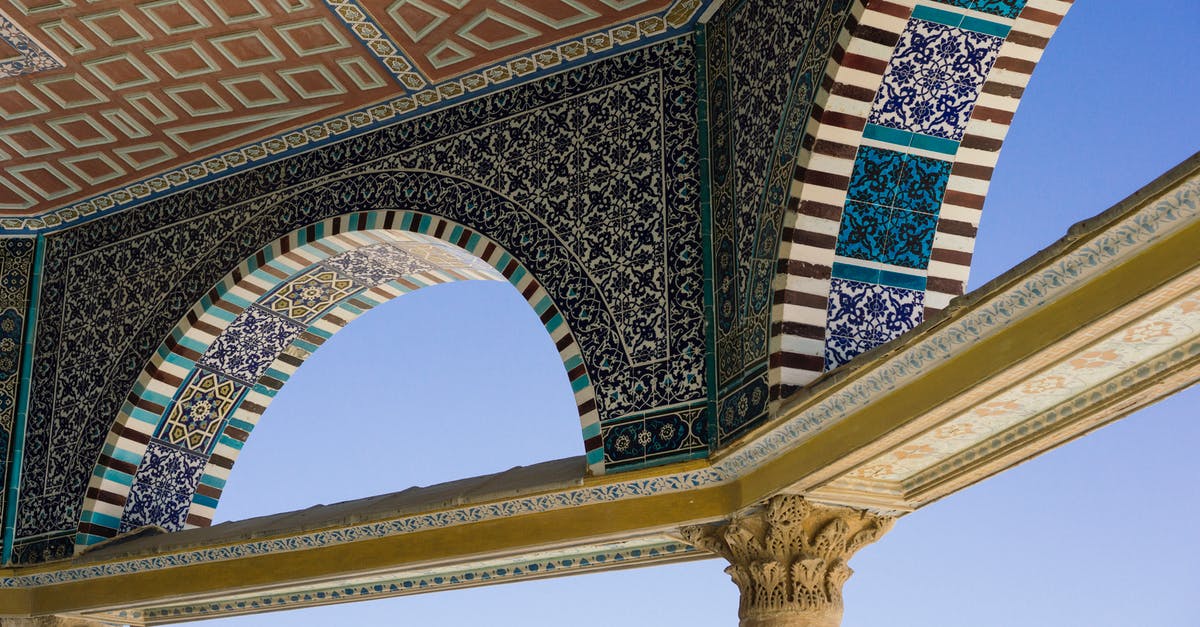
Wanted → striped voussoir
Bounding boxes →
[773,0,1073,396]
[77,212,598,548]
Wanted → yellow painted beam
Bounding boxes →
[20,484,738,614]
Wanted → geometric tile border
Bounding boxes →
[78,213,597,547]
[773,0,1074,392]
[0,8,63,78]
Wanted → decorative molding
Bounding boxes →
[81,538,697,625]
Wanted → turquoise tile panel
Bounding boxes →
[878,268,927,291]
[961,15,1011,37]
[831,261,882,284]
[909,133,960,155]
[862,124,914,147]
[199,474,226,489]
[192,493,219,509]
[911,4,965,26]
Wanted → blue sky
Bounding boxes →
[203,2,1200,625]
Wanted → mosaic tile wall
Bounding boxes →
[9,37,705,563]
[0,238,36,534]
[77,230,506,542]
[702,0,856,446]
[772,0,1064,392]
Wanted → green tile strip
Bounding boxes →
[2,235,43,565]
[863,124,961,156]
[832,261,927,291]
[913,3,1012,36]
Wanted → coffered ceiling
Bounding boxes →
[0,0,704,230]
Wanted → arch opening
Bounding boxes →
[76,211,596,548]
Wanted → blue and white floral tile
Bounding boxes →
[119,482,194,533]
[868,18,1003,141]
[826,278,926,343]
[131,440,206,489]
[199,305,305,384]
[824,334,878,370]
[321,244,435,286]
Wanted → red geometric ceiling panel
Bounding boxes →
[0,0,705,223]
[0,0,394,216]
[359,0,673,82]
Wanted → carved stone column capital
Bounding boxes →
[682,495,894,627]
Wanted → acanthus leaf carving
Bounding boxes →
[681,495,894,626]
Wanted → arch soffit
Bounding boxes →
[77,207,597,548]
[771,0,1073,393]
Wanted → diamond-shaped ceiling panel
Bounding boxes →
[0,0,704,228]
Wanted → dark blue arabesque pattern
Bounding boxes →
[868,18,1003,142]
[704,0,855,446]
[0,238,35,552]
[200,306,305,385]
[11,37,705,562]
[120,442,206,533]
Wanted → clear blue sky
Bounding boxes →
[202,2,1200,625]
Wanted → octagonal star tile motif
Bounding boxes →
[159,370,245,453]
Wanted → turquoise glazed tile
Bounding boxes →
[970,0,1026,20]
[886,209,940,269]
[894,154,952,213]
[847,146,905,204]
[836,201,891,262]
[936,0,1027,20]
